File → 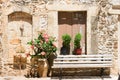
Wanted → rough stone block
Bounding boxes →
[10,39,21,45]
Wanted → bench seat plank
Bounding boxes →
[57,54,112,58]
[54,61,112,64]
[56,58,112,60]
[52,64,112,68]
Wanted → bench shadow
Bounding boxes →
[52,76,112,80]
[101,75,112,80]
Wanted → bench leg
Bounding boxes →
[59,68,62,80]
[100,68,104,76]
[51,68,54,77]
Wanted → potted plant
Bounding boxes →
[73,33,82,55]
[27,31,57,77]
[60,34,71,55]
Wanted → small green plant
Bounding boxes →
[74,33,82,49]
[62,34,71,47]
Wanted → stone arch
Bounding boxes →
[5,5,32,16]
[8,11,32,24]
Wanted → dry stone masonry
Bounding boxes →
[91,0,119,74]
[0,0,119,76]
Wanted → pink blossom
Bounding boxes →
[31,45,34,50]
[45,38,49,42]
[43,33,49,39]
[41,52,46,55]
[26,52,30,57]
[53,44,56,47]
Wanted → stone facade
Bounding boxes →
[91,0,119,75]
[0,0,119,76]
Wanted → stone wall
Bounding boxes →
[91,0,119,75]
[0,0,119,76]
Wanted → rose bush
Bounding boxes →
[27,31,57,59]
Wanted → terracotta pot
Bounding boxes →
[30,58,48,77]
[38,59,48,77]
[75,48,82,55]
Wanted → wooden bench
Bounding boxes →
[52,54,113,78]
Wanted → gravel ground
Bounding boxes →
[0,76,50,80]
[51,75,118,80]
[0,75,118,80]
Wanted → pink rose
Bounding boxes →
[31,45,34,49]
[53,44,56,47]
[41,52,46,55]
[26,52,30,57]
[43,33,49,39]
[45,38,49,42]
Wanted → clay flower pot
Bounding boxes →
[30,58,48,77]
[75,48,82,55]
